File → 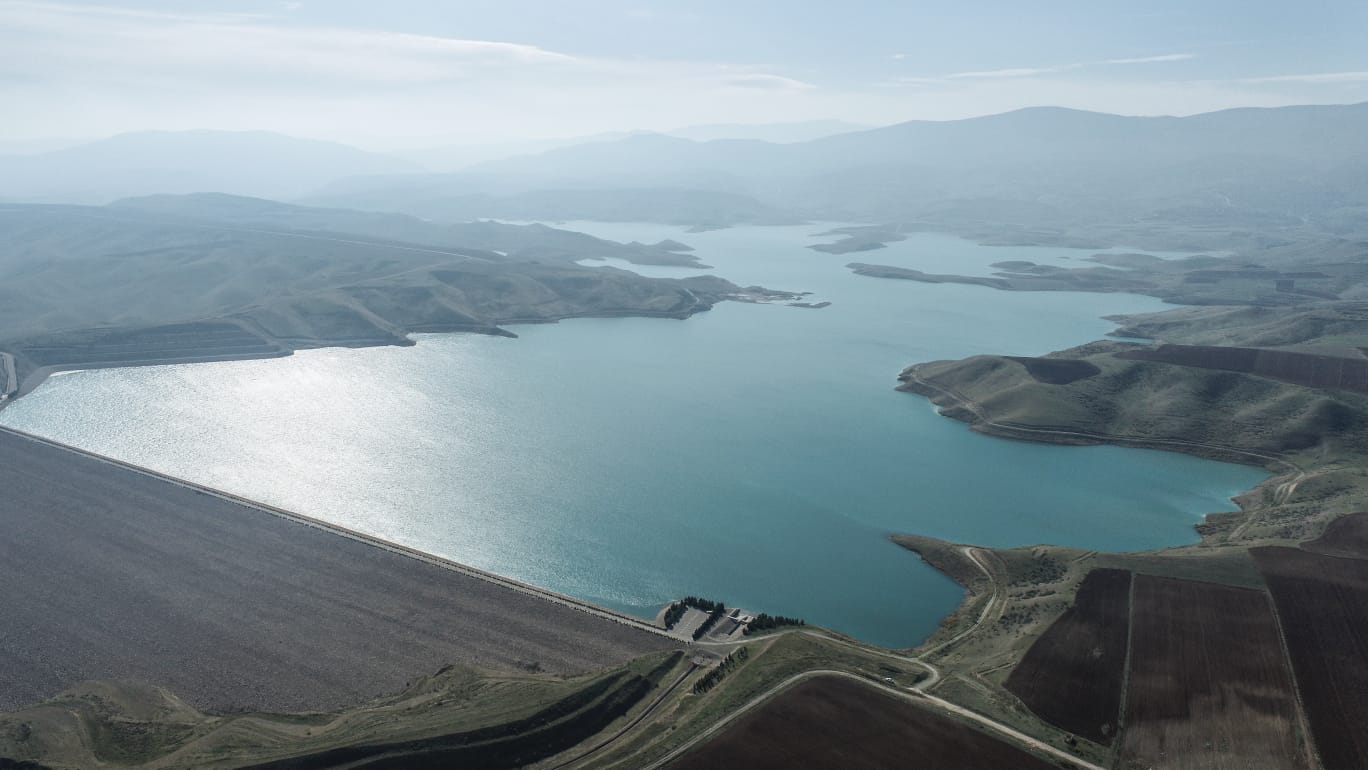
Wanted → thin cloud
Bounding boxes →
[0,0,577,89]
[722,73,817,91]
[0,2,1347,146]
[0,1,834,143]
[1106,53,1196,65]
[948,66,1070,79]
[1238,71,1368,84]
[947,53,1193,80]
[0,0,268,25]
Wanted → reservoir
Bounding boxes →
[0,224,1268,647]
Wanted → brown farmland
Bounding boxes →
[1253,546,1368,770]
[1004,567,1131,743]
[0,428,678,714]
[669,675,1057,770]
[1117,344,1368,394]
[1301,511,1368,558]
[1119,575,1307,770]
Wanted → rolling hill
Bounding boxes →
[0,196,786,398]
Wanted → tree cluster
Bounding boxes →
[680,596,725,613]
[692,604,728,641]
[743,612,805,635]
[663,596,727,632]
[692,646,749,695]
[662,602,687,630]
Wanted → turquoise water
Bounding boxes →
[0,224,1268,648]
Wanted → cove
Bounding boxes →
[0,223,1268,648]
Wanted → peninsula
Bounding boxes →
[877,241,1368,769]
[0,195,799,403]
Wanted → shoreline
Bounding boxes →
[0,315,1261,658]
[0,224,1285,664]
[0,282,803,411]
[10,350,296,404]
[896,367,1296,473]
[0,423,675,640]
[896,366,1302,550]
[0,305,727,411]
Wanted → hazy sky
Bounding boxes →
[3,0,1367,149]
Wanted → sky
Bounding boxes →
[2,0,1367,150]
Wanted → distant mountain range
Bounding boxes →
[309,102,1368,246]
[0,120,871,205]
[4,105,1366,247]
[448,103,1368,204]
[0,130,416,204]
[394,120,870,172]
[667,119,870,144]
